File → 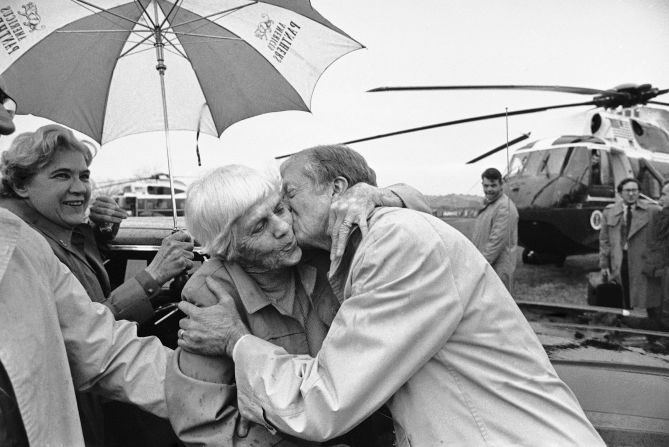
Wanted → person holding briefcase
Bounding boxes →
[599,178,662,324]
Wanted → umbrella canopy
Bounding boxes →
[0,0,362,145]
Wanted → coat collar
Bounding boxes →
[611,199,650,215]
[0,197,74,246]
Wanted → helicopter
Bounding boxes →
[336,83,669,266]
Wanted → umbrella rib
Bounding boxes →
[55,29,152,33]
[133,0,158,28]
[120,46,158,58]
[162,46,188,59]
[172,31,242,41]
[74,0,151,30]
[167,1,257,30]
[161,34,189,60]
[157,0,184,31]
[119,31,156,59]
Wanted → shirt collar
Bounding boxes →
[618,200,647,212]
[484,192,503,205]
[223,261,318,315]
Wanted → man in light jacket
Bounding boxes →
[471,167,518,292]
[178,144,604,447]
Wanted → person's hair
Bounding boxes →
[0,124,94,198]
[185,164,280,260]
[481,167,503,183]
[616,177,640,194]
[286,144,377,188]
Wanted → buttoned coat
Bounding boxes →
[599,199,662,308]
[471,193,519,290]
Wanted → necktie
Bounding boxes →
[625,205,633,241]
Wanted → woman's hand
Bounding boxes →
[89,195,127,231]
[146,230,195,284]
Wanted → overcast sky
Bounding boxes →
[4,0,669,194]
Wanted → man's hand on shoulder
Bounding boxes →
[176,278,250,357]
[329,183,404,261]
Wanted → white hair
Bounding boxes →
[186,164,280,260]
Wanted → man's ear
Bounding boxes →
[332,176,349,198]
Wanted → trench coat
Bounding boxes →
[470,193,519,291]
[233,208,603,447]
[599,199,662,308]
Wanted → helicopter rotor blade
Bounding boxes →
[465,133,531,164]
[339,101,597,146]
[368,85,625,97]
[648,101,669,107]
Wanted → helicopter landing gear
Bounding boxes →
[522,248,566,267]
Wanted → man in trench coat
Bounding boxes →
[599,178,662,321]
[471,167,519,292]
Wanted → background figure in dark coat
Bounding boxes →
[649,182,669,328]
[600,178,662,325]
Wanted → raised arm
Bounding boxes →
[329,183,430,259]
[39,234,171,417]
[103,230,195,324]
[229,213,463,441]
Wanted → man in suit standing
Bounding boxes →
[600,178,662,323]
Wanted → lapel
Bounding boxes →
[628,201,650,239]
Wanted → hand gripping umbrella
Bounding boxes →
[0,0,362,227]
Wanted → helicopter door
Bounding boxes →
[587,149,615,198]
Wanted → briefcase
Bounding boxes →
[586,272,623,308]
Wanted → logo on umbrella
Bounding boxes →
[0,5,29,55]
[255,13,274,41]
[267,20,301,64]
[18,2,44,32]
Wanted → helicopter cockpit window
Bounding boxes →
[508,153,528,177]
[542,147,569,176]
[521,151,549,176]
[508,149,568,177]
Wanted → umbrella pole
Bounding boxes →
[153,19,179,230]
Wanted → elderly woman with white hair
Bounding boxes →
[166,164,429,447]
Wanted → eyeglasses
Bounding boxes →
[0,89,16,116]
[622,188,639,193]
